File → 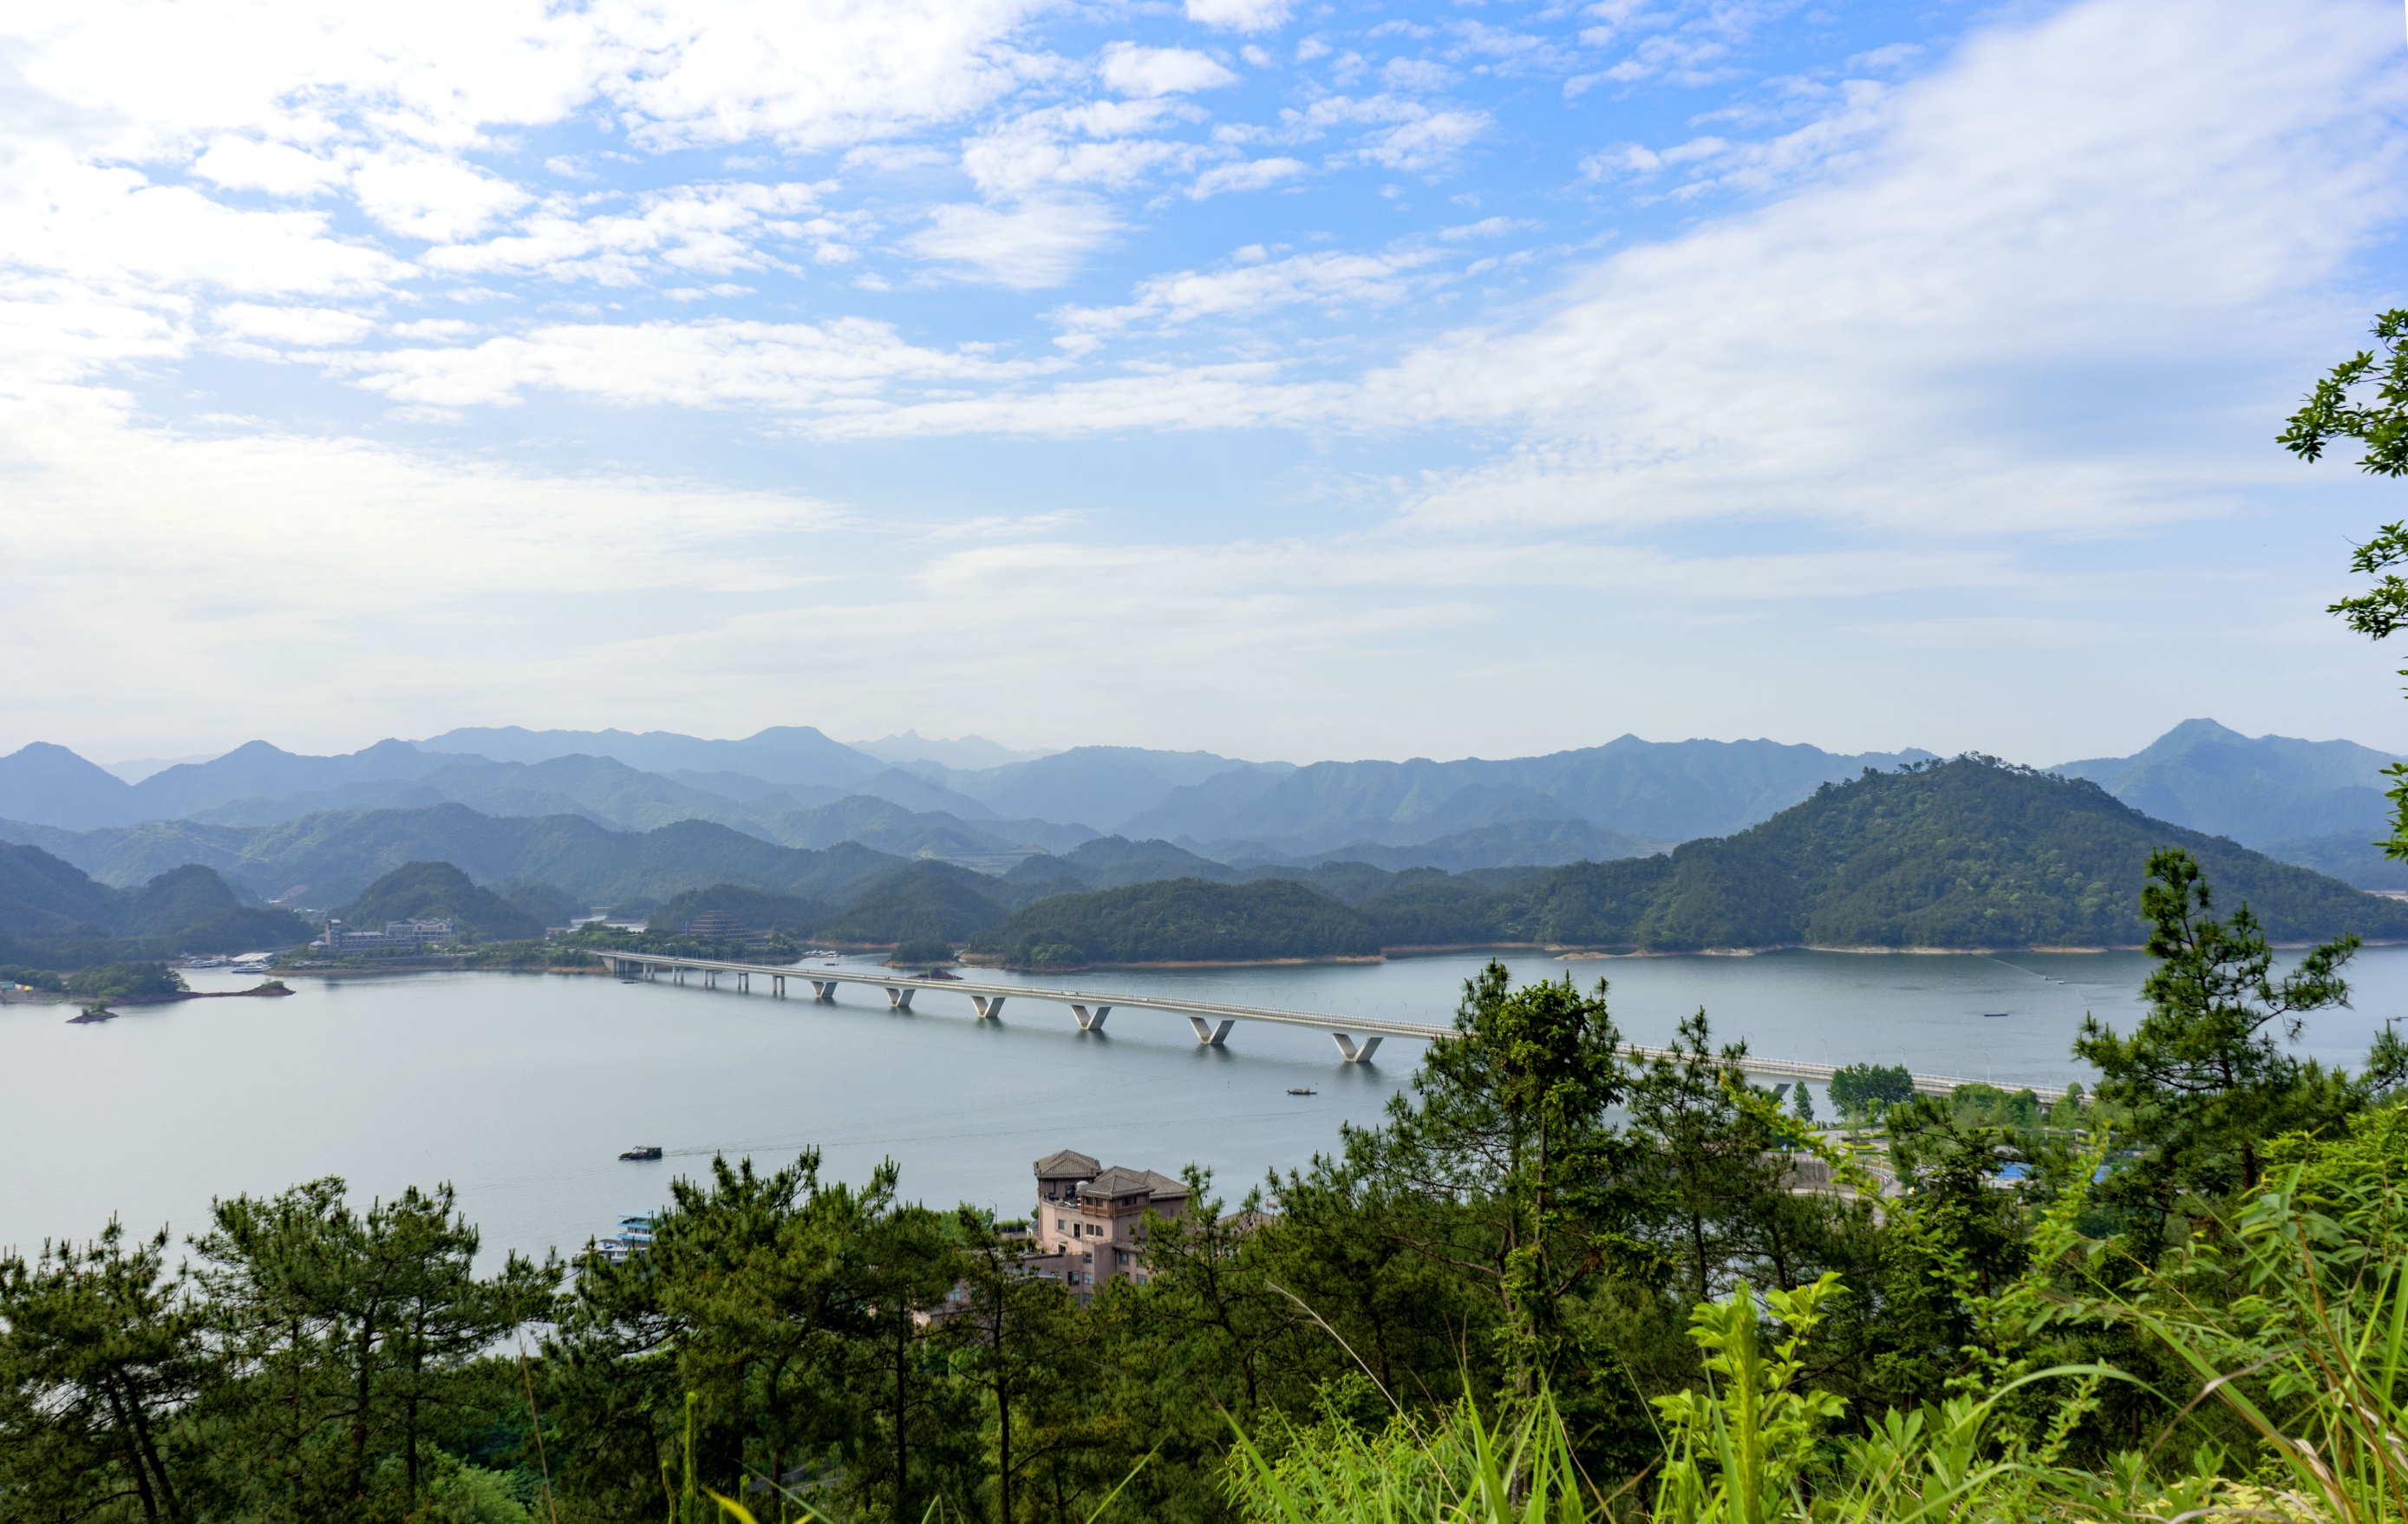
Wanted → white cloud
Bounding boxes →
[1051,246,1439,353]
[388,318,480,340]
[1351,0,2408,534]
[212,303,378,345]
[319,316,1057,409]
[1380,58,1454,92]
[1439,216,1517,239]
[426,182,833,285]
[908,199,1124,288]
[956,101,1200,199]
[1184,0,1293,35]
[789,0,2408,549]
[349,152,532,242]
[595,0,1050,152]
[1583,82,1889,198]
[3,154,412,303]
[190,139,349,197]
[1099,43,1238,98]
[1274,95,1492,171]
[1186,157,1308,199]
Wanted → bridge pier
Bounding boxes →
[1187,1017,1235,1047]
[885,986,916,1011]
[970,995,1006,1020]
[1331,1033,1382,1063]
[1072,1004,1110,1032]
[811,980,836,1001]
[772,975,784,997]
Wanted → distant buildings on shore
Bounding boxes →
[317,917,455,952]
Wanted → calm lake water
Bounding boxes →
[5,945,2402,1266]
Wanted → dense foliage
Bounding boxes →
[649,884,834,937]
[1826,1063,1915,1117]
[0,846,310,968]
[816,862,1016,946]
[337,860,548,942]
[8,854,2404,1522]
[63,962,186,1002]
[969,879,1384,965]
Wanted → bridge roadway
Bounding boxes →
[598,951,2066,1101]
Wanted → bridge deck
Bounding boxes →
[596,951,2067,1102]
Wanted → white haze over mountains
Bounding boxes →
[3,0,2407,767]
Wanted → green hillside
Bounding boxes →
[0,841,120,935]
[1598,758,2408,950]
[0,845,313,965]
[964,760,2408,961]
[648,884,832,935]
[1459,760,2405,951]
[967,878,1380,966]
[814,862,1012,945]
[337,862,546,941]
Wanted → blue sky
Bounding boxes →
[3,0,2406,768]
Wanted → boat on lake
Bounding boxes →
[1289,1087,1316,1096]
[597,1213,656,1263]
[619,1144,662,1161]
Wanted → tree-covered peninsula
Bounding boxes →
[967,878,1384,966]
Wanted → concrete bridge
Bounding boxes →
[596,951,2066,1100]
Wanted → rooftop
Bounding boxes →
[1034,1149,1101,1178]
[1080,1167,1189,1202]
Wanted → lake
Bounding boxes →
[5,945,2401,1266]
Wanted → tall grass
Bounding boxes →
[1217,1115,2406,1524]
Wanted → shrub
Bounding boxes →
[63,963,186,1002]
[1829,1062,1915,1116]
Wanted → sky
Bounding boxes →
[4,0,2407,770]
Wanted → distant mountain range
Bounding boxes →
[10,753,2399,966]
[2,720,2404,906]
[963,761,2408,963]
[964,759,2408,965]
[2050,717,2407,890]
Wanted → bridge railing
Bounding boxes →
[592,950,2069,1100]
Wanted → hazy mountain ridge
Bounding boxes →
[943,760,2408,965]
[7,720,2404,893]
[0,804,915,909]
[410,725,878,787]
[2052,718,2405,856]
[1120,736,1939,852]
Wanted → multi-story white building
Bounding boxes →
[317,917,457,952]
[1023,1148,1188,1302]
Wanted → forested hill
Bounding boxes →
[0,844,312,965]
[963,759,2408,963]
[1587,756,2408,949]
